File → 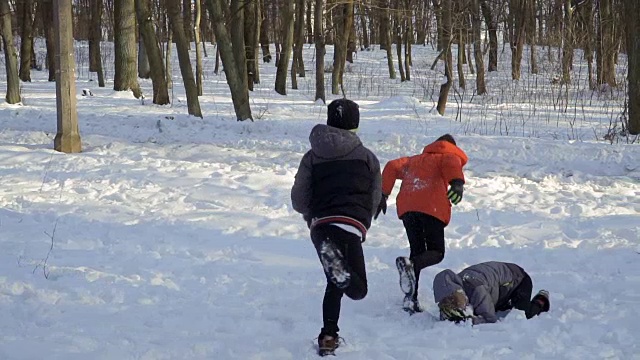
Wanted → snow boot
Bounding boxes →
[317,334,339,356]
[395,256,416,298]
[320,241,351,289]
[403,295,424,315]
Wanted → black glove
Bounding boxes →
[374,194,388,220]
[447,179,464,205]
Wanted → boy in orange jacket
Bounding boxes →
[376,134,468,313]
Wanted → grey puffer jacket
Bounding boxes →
[291,124,382,235]
[433,261,527,324]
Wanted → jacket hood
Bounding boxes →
[433,269,465,303]
[423,140,469,166]
[309,124,362,159]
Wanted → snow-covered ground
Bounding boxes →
[0,42,639,359]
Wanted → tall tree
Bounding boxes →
[314,0,325,102]
[206,0,253,120]
[331,0,354,94]
[53,0,81,153]
[561,0,573,84]
[436,0,453,115]
[596,0,616,87]
[19,0,34,82]
[509,0,526,80]
[381,0,395,79]
[0,0,21,103]
[472,0,486,94]
[114,0,143,98]
[479,0,497,71]
[195,0,203,95]
[275,0,294,95]
[626,0,639,134]
[230,0,248,95]
[166,0,203,117]
[89,0,105,87]
[136,0,170,104]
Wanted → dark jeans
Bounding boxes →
[311,224,368,336]
[401,212,446,299]
[499,273,546,319]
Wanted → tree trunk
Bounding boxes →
[53,0,81,153]
[597,0,616,87]
[166,30,173,89]
[89,0,105,87]
[457,29,465,89]
[433,0,443,51]
[0,0,20,103]
[395,10,405,81]
[166,0,203,117]
[626,0,639,134]
[306,0,313,43]
[331,0,354,94]
[528,0,538,74]
[472,0,486,95]
[579,0,595,89]
[136,0,170,104]
[293,0,306,76]
[244,0,259,90]
[183,0,192,43]
[314,0,325,102]
[230,0,248,95]
[195,0,203,95]
[138,38,151,78]
[19,0,34,82]
[436,0,452,115]
[360,2,369,49]
[382,0,395,79]
[561,0,573,84]
[510,0,525,80]
[114,0,143,98]
[275,0,294,95]
[205,0,253,120]
[260,0,272,62]
[479,0,497,71]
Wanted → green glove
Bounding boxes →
[447,179,464,205]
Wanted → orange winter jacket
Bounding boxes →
[381,140,468,226]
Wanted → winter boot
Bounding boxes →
[317,333,339,356]
[395,256,416,299]
[402,295,424,315]
[320,241,351,289]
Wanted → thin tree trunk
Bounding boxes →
[561,0,572,84]
[89,0,105,86]
[275,0,294,95]
[436,0,452,115]
[0,0,20,103]
[480,0,497,71]
[472,0,486,94]
[166,30,173,89]
[331,0,354,94]
[167,0,203,117]
[510,0,525,80]
[394,3,405,82]
[230,0,248,95]
[457,28,465,89]
[244,0,258,89]
[597,0,616,87]
[293,0,305,77]
[306,0,313,43]
[382,0,395,79]
[19,0,34,82]
[360,2,369,49]
[314,0,325,102]
[114,0,142,98]
[528,0,538,74]
[136,0,170,104]
[183,0,192,43]
[260,0,272,62]
[205,0,253,120]
[195,0,203,95]
[626,0,639,134]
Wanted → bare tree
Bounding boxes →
[626,0,639,134]
[195,0,203,95]
[380,0,395,79]
[205,0,253,120]
[114,0,143,98]
[89,0,105,87]
[314,0,326,102]
[472,0,486,94]
[479,0,497,71]
[436,0,453,115]
[331,0,354,94]
[0,0,21,104]
[275,0,294,95]
[53,0,81,153]
[244,0,260,90]
[19,0,35,82]
[136,0,170,104]
[166,0,203,117]
[596,0,616,87]
[561,0,573,84]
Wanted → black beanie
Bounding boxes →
[327,99,360,131]
[437,134,456,145]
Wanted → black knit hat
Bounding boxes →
[327,99,360,131]
[437,134,456,145]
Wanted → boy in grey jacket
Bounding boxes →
[291,98,382,356]
[433,261,550,324]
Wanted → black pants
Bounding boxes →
[401,212,446,299]
[311,224,368,336]
[498,273,545,319]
